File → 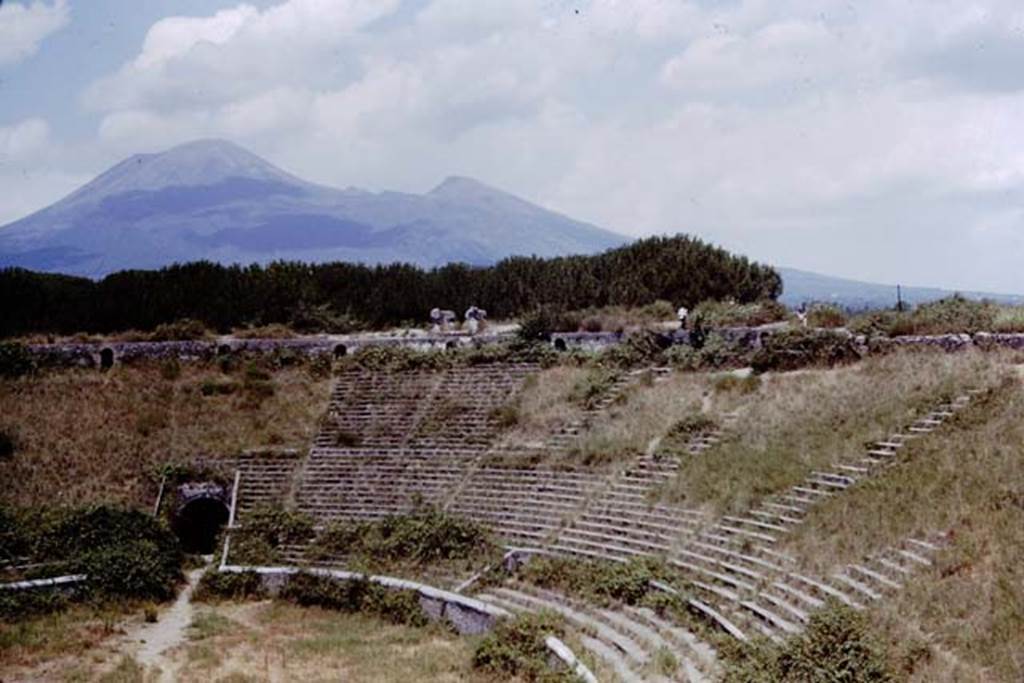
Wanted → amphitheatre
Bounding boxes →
[1,292,1023,682]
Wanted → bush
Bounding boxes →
[807,304,847,329]
[517,306,582,342]
[519,556,678,607]
[290,303,362,334]
[751,329,862,373]
[193,569,266,602]
[722,602,893,682]
[473,611,572,681]
[0,505,184,614]
[594,329,669,369]
[280,573,427,626]
[691,299,788,329]
[568,368,618,409]
[0,342,35,378]
[667,333,751,371]
[148,318,212,341]
[310,507,494,568]
[229,507,316,565]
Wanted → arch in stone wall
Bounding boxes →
[172,482,230,554]
[333,343,348,358]
[554,338,567,352]
[99,348,114,370]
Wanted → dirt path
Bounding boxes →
[127,567,205,682]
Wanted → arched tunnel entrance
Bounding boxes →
[99,348,114,370]
[333,343,348,358]
[172,483,230,554]
[553,338,567,352]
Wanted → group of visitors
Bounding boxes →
[429,306,487,334]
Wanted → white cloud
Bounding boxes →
[8,0,1024,291]
[0,0,69,66]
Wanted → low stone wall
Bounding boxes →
[219,564,509,635]
[23,328,1024,368]
[26,332,515,369]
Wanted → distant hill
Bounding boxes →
[0,139,627,278]
[778,267,1024,309]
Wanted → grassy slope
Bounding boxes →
[660,351,1005,514]
[178,603,484,683]
[781,374,1023,681]
[0,361,330,508]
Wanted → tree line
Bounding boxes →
[0,235,782,337]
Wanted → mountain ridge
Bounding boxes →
[0,139,627,277]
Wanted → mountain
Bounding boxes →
[778,267,1024,309]
[0,139,628,277]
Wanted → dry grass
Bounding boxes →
[0,602,138,681]
[779,373,1023,681]
[568,371,711,468]
[0,360,330,508]
[497,366,592,448]
[661,351,1005,514]
[176,602,486,683]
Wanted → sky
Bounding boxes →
[2,0,1024,293]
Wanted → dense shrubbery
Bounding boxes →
[806,303,848,329]
[667,332,751,370]
[848,295,1022,337]
[519,556,684,608]
[0,342,35,378]
[0,505,183,617]
[280,573,427,626]
[193,569,266,602]
[310,506,495,568]
[721,602,892,682]
[473,611,574,682]
[690,299,788,329]
[751,329,862,373]
[228,507,316,565]
[1,236,781,337]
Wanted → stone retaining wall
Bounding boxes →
[26,332,514,368]
[23,329,1024,368]
[219,564,509,636]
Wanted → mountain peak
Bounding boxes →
[429,175,509,200]
[64,139,305,207]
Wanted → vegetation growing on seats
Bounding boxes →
[228,507,316,565]
[518,556,687,610]
[779,374,1023,680]
[0,505,183,618]
[473,611,575,682]
[720,602,892,682]
[309,506,497,572]
[0,236,780,338]
[662,352,1002,513]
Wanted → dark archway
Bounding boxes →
[333,344,348,358]
[445,340,457,350]
[554,338,567,352]
[218,344,232,356]
[99,348,114,370]
[172,497,229,554]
